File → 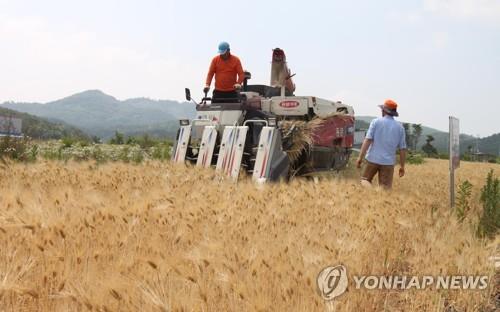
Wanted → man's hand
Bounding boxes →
[203,85,210,94]
[357,139,372,169]
[399,166,405,177]
[356,157,363,168]
[233,83,242,90]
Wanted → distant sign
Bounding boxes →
[449,116,460,170]
[0,116,22,136]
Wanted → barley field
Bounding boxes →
[0,159,498,311]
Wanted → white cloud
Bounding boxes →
[424,0,500,20]
[432,31,450,49]
[0,16,197,102]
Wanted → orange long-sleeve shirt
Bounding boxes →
[205,54,244,92]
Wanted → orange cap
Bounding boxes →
[384,99,398,109]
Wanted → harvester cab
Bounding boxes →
[172,48,355,182]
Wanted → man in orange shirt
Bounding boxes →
[204,42,245,102]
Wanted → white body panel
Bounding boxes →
[216,126,236,173]
[196,126,217,168]
[252,127,275,182]
[261,99,272,112]
[269,96,309,116]
[312,97,355,117]
[196,110,243,126]
[229,127,248,179]
[260,96,355,118]
[215,126,248,179]
[173,125,191,163]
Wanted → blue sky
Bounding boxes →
[0,0,499,136]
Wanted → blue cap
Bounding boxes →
[218,41,230,54]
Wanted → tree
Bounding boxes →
[422,135,438,157]
[412,124,422,151]
[109,131,124,145]
[126,136,137,145]
[140,134,155,148]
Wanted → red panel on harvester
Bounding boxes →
[312,116,355,148]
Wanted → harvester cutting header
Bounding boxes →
[172,45,355,182]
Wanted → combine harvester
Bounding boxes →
[172,48,355,182]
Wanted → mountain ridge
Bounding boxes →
[1,90,196,139]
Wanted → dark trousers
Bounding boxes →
[212,90,238,103]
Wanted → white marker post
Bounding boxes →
[449,116,460,208]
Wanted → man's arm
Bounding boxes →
[235,59,245,85]
[398,125,407,177]
[356,138,373,168]
[356,119,377,168]
[205,58,216,88]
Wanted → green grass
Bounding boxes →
[1,138,173,163]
